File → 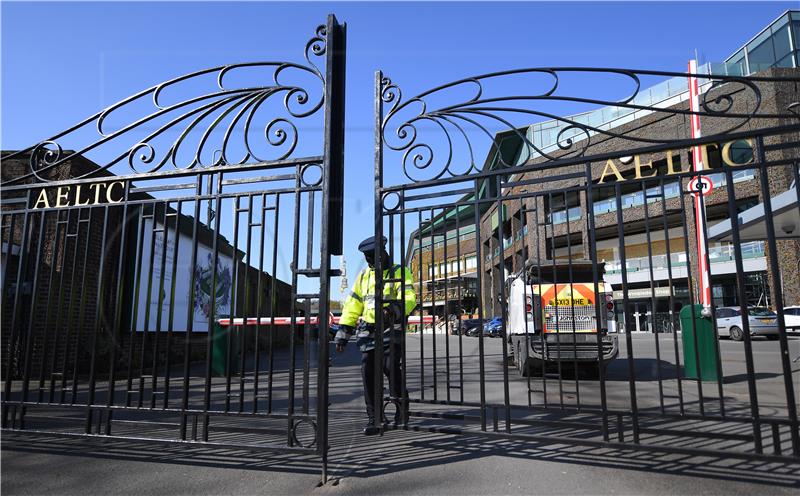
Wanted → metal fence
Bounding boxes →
[373,67,800,461]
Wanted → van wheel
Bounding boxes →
[730,326,744,341]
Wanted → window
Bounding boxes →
[746,26,776,73]
[727,49,747,76]
[771,22,794,68]
[793,15,800,66]
[736,197,759,213]
[726,139,754,165]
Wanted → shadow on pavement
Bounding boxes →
[4,411,799,493]
[3,340,799,494]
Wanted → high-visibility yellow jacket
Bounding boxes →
[340,264,416,328]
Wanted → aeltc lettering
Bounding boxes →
[32,181,125,209]
[598,139,754,184]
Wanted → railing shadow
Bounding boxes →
[6,411,798,491]
[4,339,799,491]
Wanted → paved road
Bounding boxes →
[399,331,800,418]
[3,331,799,495]
[5,424,800,496]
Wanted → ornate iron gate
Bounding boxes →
[1,15,345,480]
[4,15,800,479]
[373,67,800,461]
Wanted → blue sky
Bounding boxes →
[2,1,795,300]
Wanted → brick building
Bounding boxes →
[403,11,800,332]
[478,11,800,330]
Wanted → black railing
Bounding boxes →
[0,15,346,483]
[375,66,800,461]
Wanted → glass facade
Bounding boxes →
[739,12,796,72]
[410,223,477,254]
[428,255,479,279]
[604,241,766,275]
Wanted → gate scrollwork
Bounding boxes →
[380,68,798,183]
[3,23,330,185]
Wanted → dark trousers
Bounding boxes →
[361,343,402,418]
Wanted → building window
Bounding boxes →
[793,12,800,66]
[736,197,759,213]
[745,14,795,73]
[748,29,774,73]
[726,139,754,164]
[727,49,747,76]
[771,21,794,68]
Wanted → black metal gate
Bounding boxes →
[4,15,800,480]
[1,15,345,480]
[373,67,800,461]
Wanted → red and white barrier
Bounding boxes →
[217,316,323,326]
[687,60,712,309]
[217,314,436,327]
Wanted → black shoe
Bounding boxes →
[363,417,380,436]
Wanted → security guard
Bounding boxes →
[335,235,416,435]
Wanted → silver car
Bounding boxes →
[715,306,780,341]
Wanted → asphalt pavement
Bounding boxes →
[3,332,800,495]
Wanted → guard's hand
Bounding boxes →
[334,325,354,353]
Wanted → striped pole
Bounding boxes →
[687,60,712,309]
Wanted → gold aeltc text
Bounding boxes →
[32,181,125,209]
[598,138,754,184]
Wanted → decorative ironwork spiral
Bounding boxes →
[380,67,797,183]
[2,22,329,185]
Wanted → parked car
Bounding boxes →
[453,319,480,335]
[464,321,484,337]
[715,306,779,341]
[483,317,504,338]
[782,306,800,330]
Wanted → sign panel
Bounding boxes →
[134,218,234,332]
[613,286,673,300]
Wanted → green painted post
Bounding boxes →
[680,304,719,382]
